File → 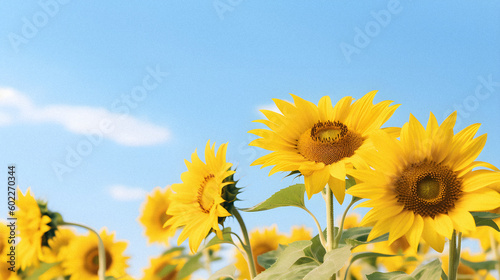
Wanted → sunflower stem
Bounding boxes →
[334,197,356,248]
[325,186,336,280]
[448,230,462,280]
[233,209,257,279]
[62,222,106,280]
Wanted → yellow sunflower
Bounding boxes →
[141,250,188,280]
[40,228,76,280]
[287,226,313,243]
[347,112,500,252]
[139,186,175,245]
[234,225,287,279]
[164,141,235,253]
[63,229,129,280]
[250,92,399,201]
[1,222,21,279]
[16,187,52,270]
[372,236,423,274]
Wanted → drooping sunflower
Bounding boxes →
[16,187,52,270]
[39,228,76,280]
[63,229,129,280]
[164,141,236,253]
[347,112,500,252]
[250,92,399,201]
[234,225,288,279]
[138,186,176,245]
[141,250,188,280]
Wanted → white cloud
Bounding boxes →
[108,185,148,201]
[0,88,170,146]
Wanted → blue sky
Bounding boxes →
[1,1,499,278]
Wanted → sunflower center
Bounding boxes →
[154,261,178,280]
[297,121,364,165]
[389,237,410,254]
[84,248,113,275]
[160,210,173,230]
[197,174,217,214]
[395,160,462,218]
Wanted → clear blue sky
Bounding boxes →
[1,1,499,278]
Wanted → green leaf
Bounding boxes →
[306,229,327,263]
[208,265,237,280]
[460,258,497,271]
[157,264,177,278]
[367,271,415,280]
[342,227,389,248]
[25,262,60,280]
[241,184,306,212]
[410,259,442,280]
[176,252,203,280]
[253,240,312,280]
[203,227,235,248]
[303,245,352,280]
[161,246,185,256]
[471,212,500,232]
[105,277,118,280]
[351,252,398,264]
[345,176,357,189]
[257,245,285,269]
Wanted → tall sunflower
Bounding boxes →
[138,186,175,245]
[164,141,235,253]
[347,112,500,252]
[250,92,399,201]
[63,229,129,280]
[16,187,52,270]
[141,250,188,280]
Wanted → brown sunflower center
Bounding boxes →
[197,174,217,213]
[395,160,462,218]
[297,121,364,165]
[389,237,410,254]
[84,248,112,275]
[160,209,173,229]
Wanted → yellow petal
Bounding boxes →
[389,211,414,244]
[304,167,330,199]
[405,214,424,250]
[434,214,454,239]
[421,216,445,252]
[328,177,345,204]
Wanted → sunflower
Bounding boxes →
[16,187,52,270]
[39,228,76,280]
[63,229,129,280]
[141,250,188,280]
[234,225,288,279]
[287,226,313,243]
[250,92,399,202]
[372,236,424,274]
[347,112,500,252]
[139,186,176,245]
[1,222,21,280]
[164,141,235,253]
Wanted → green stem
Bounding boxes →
[334,198,356,248]
[233,209,257,279]
[303,207,327,249]
[448,230,462,280]
[62,222,106,280]
[325,187,336,280]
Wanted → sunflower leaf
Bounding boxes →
[203,227,235,248]
[342,252,398,280]
[460,258,497,271]
[306,229,327,262]
[366,271,415,280]
[258,244,286,269]
[253,240,313,280]
[471,212,500,232]
[410,259,442,280]
[241,184,306,212]
[303,245,351,280]
[176,252,204,280]
[208,265,237,280]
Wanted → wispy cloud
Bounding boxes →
[107,185,148,201]
[0,88,170,146]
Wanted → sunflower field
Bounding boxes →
[6,92,500,280]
